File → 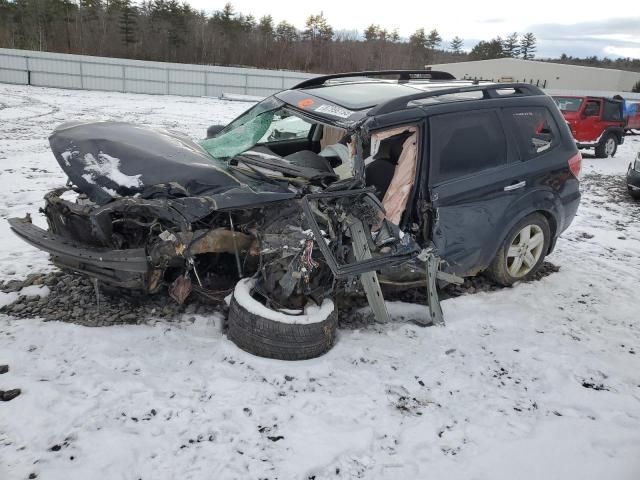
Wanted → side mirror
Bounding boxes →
[206,124,225,139]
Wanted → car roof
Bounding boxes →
[298,79,488,111]
[274,71,546,126]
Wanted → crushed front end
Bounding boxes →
[9,103,450,324]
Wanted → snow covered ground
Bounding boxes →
[1,84,639,480]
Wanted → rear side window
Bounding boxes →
[430,110,507,183]
[603,100,623,121]
[506,107,559,160]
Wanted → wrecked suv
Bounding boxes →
[9,71,581,360]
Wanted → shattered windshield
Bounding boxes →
[200,96,312,159]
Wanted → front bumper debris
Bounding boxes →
[8,216,151,289]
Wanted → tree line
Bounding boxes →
[0,0,638,74]
[0,0,536,70]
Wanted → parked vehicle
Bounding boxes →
[9,71,581,360]
[627,152,640,199]
[553,95,625,157]
[624,100,640,133]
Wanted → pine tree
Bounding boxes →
[258,15,274,37]
[520,32,536,60]
[409,28,426,49]
[502,32,520,57]
[220,2,234,23]
[450,36,463,54]
[470,38,505,60]
[409,28,427,66]
[364,24,379,41]
[240,13,255,32]
[426,28,441,49]
[302,13,333,42]
[118,0,138,52]
[275,20,297,43]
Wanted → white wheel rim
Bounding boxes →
[506,224,544,278]
[605,138,615,156]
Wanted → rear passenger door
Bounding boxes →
[428,108,524,275]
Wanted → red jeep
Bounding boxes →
[553,96,625,158]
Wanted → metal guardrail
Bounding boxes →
[0,49,314,97]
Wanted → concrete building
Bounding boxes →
[428,58,640,93]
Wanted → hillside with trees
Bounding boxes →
[0,0,638,74]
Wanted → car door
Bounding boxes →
[427,108,525,276]
[575,99,602,142]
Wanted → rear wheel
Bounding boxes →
[486,213,550,286]
[595,133,617,158]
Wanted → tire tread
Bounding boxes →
[227,294,337,361]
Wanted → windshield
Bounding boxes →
[200,96,313,159]
[553,97,583,112]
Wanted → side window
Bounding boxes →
[506,107,559,160]
[430,110,507,183]
[583,100,600,117]
[258,113,312,143]
[603,100,622,121]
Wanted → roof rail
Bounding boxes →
[368,83,545,116]
[291,70,456,89]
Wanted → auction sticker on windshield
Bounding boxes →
[297,98,314,109]
[314,104,352,119]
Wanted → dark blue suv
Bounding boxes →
[269,71,582,286]
[9,70,581,359]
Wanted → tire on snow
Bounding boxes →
[594,133,617,158]
[227,278,337,361]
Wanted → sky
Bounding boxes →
[187,0,640,59]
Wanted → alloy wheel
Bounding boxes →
[605,137,616,156]
[506,224,545,278]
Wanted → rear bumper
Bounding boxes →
[8,216,151,289]
[547,189,580,255]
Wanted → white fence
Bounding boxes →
[0,48,315,98]
[2,49,640,102]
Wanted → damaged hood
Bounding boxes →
[49,121,292,205]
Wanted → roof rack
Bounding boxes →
[291,70,456,89]
[368,83,545,116]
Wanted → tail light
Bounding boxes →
[568,151,582,178]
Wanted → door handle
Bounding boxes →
[504,181,526,191]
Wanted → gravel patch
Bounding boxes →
[0,271,222,326]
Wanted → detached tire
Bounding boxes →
[486,213,550,286]
[227,279,337,361]
[594,133,617,158]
